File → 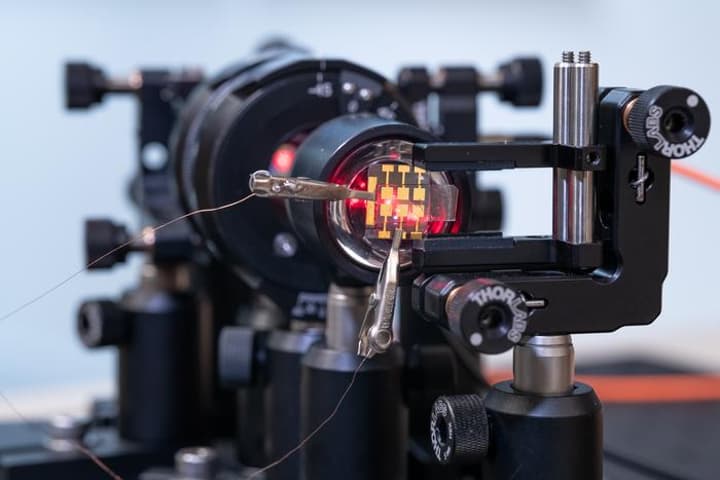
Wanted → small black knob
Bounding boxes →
[65,62,107,110]
[77,300,127,348]
[468,188,503,231]
[85,219,131,269]
[218,326,257,387]
[397,66,431,103]
[430,394,489,464]
[497,57,543,107]
[627,85,710,159]
[445,278,529,354]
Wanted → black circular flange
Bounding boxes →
[171,53,416,313]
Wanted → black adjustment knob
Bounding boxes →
[77,300,127,348]
[85,219,131,269]
[430,395,489,464]
[218,326,257,387]
[397,66,431,103]
[445,278,529,354]
[497,57,543,107]
[65,62,107,110]
[627,85,710,159]
[468,188,503,231]
[437,66,478,95]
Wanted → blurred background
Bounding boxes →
[0,0,717,413]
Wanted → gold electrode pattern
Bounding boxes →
[365,164,428,240]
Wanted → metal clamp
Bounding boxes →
[358,230,402,358]
[249,170,374,201]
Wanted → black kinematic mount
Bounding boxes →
[0,41,710,480]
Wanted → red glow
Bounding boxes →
[332,162,463,238]
[270,144,296,175]
[347,198,364,209]
[345,170,369,214]
[427,220,445,234]
[427,197,448,234]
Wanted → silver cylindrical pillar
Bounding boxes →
[325,283,373,352]
[553,50,598,244]
[175,446,218,480]
[513,335,574,395]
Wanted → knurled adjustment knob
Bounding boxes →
[430,394,489,464]
[397,66,431,103]
[626,85,710,159]
[77,300,127,348]
[65,62,107,109]
[85,219,131,269]
[497,57,543,107]
[218,326,257,387]
[445,278,529,354]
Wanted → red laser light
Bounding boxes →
[270,143,296,175]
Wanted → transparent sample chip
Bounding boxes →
[364,163,458,240]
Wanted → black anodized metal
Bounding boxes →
[0,424,173,480]
[289,114,435,285]
[414,234,603,271]
[117,286,202,446]
[413,142,606,171]
[300,344,406,480]
[178,56,415,314]
[413,88,672,335]
[482,381,603,480]
[265,329,322,480]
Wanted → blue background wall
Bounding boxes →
[0,0,718,391]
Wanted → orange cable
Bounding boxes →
[672,163,720,191]
[485,370,720,403]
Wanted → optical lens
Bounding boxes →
[328,139,458,270]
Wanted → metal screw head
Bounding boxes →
[175,446,218,479]
[48,415,87,440]
[45,415,89,452]
[141,142,169,170]
[273,232,298,258]
[469,332,483,347]
[358,88,373,101]
[342,82,357,95]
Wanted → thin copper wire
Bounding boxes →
[0,192,257,480]
[246,356,369,479]
[0,193,256,323]
[0,161,715,479]
[0,391,123,480]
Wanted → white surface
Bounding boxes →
[0,381,113,421]
[0,0,718,409]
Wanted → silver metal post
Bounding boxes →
[45,415,88,452]
[513,335,575,395]
[325,283,373,352]
[175,446,218,480]
[553,51,598,244]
